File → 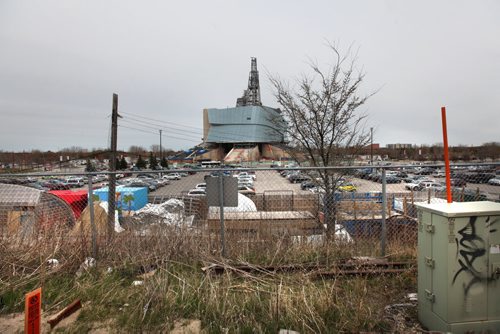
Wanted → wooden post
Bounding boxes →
[107,93,118,240]
[427,188,431,204]
[411,190,414,205]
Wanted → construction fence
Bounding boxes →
[0,163,499,259]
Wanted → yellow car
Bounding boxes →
[338,183,356,192]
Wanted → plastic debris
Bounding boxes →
[131,199,191,226]
[47,258,60,268]
[76,257,96,277]
[98,202,125,232]
[132,280,144,286]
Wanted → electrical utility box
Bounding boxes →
[416,201,500,333]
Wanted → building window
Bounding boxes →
[246,117,251,120]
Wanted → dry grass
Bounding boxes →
[0,224,419,333]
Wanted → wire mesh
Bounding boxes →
[0,163,498,259]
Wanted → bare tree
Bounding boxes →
[269,44,372,234]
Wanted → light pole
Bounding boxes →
[159,129,162,161]
[370,127,373,166]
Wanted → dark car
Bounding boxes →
[450,178,467,187]
[300,181,317,190]
[42,180,71,190]
[395,171,408,178]
[385,176,402,184]
[456,173,493,184]
[128,181,155,191]
[356,169,374,179]
[449,188,488,202]
[415,167,435,175]
[289,174,311,183]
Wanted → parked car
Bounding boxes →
[65,177,85,188]
[449,188,488,202]
[237,175,255,186]
[163,173,181,180]
[25,182,49,191]
[289,174,311,184]
[238,185,256,195]
[195,183,207,189]
[488,177,500,186]
[128,181,155,191]
[355,168,373,179]
[236,171,256,181]
[137,173,157,180]
[385,176,402,184]
[42,180,71,190]
[338,183,356,192]
[187,188,206,196]
[415,167,435,175]
[300,181,317,190]
[450,178,467,187]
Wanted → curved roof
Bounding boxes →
[205,105,285,143]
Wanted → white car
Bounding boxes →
[488,177,500,186]
[237,172,256,181]
[163,173,181,180]
[195,183,207,189]
[188,188,206,196]
[237,175,254,186]
[65,177,85,188]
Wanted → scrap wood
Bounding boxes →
[47,299,82,329]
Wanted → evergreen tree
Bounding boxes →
[148,152,158,169]
[119,156,128,170]
[160,157,169,169]
[85,158,96,172]
[135,155,147,169]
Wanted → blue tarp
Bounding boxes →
[92,186,148,211]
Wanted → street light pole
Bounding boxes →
[159,129,163,161]
[370,127,373,166]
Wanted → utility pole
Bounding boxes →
[370,127,373,166]
[159,129,163,161]
[108,93,119,240]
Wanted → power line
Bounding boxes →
[120,118,202,139]
[120,111,203,131]
[121,111,283,142]
[118,125,200,142]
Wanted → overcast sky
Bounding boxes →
[1,0,499,152]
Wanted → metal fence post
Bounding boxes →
[87,175,98,258]
[381,168,387,256]
[218,172,226,257]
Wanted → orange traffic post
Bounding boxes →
[25,287,42,334]
[441,106,452,203]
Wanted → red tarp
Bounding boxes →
[49,190,88,219]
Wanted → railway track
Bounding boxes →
[202,260,415,278]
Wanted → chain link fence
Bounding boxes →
[0,163,499,260]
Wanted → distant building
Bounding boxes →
[386,143,414,149]
[198,58,288,163]
[365,143,380,150]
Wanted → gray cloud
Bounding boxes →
[1,0,498,151]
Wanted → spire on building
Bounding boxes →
[236,57,262,107]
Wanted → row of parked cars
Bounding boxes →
[188,171,257,197]
[277,169,357,193]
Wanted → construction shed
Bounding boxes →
[0,184,75,237]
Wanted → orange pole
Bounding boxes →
[441,106,452,203]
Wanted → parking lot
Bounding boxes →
[147,168,500,201]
